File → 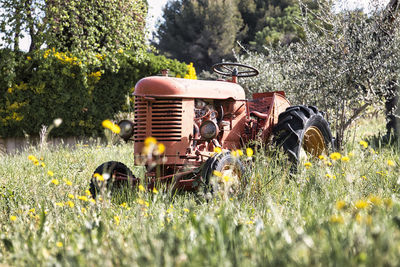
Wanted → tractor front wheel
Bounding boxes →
[273,105,334,162]
[90,161,134,198]
[201,152,246,199]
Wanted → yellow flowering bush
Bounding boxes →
[0,49,188,137]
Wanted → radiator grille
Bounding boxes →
[133,97,147,141]
[151,98,182,141]
[134,97,182,142]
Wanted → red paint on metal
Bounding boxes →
[135,76,246,100]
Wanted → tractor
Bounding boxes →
[90,62,334,197]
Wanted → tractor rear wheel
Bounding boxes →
[273,105,334,162]
[201,152,246,198]
[90,161,134,198]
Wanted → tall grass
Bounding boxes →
[1,117,399,266]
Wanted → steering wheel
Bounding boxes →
[212,62,259,78]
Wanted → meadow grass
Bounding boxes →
[1,117,400,266]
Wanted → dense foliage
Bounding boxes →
[238,3,400,147]
[0,0,46,51]
[0,0,193,138]
[155,0,318,70]
[0,0,148,55]
[46,0,148,55]
[0,49,188,138]
[155,0,244,71]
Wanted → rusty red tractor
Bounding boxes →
[90,63,334,197]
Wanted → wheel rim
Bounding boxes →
[302,126,327,157]
[209,164,243,196]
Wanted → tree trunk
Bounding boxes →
[385,81,399,141]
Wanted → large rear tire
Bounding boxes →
[273,105,334,162]
[90,161,134,198]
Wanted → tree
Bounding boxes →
[155,0,244,71]
[381,0,400,141]
[237,0,297,49]
[0,0,46,52]
[237,0,320,52]
[46,0,148,54]
[238,2,400,148]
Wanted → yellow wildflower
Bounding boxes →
[153,187,158,194]
[89,71,102,78]
[81,208,86,213]
[137,198,145,205]
[138,185,145,192]
[114,215,120,225]
[51,179,59,185]
[144,136,157,146]
[28,155,38,162]
[33,160,39,166]
[368,195,382,206]
[355,200,369,209]
[93,173,104,181]
[55,202,64,207]
[213,170,222,177]
[223,176,230,182]
[41,162,46,167]
[330,152,341,161]
[341,156,350,162]
[318,155,325,160]
[330,215,344,224]
[326,173,336,179]
[183,208,190,213]
[118,48,124,54]
[120,202,128,208]
[78,196,88,202]
[387,160,395,167]
[102,120,120,134]
[157,143,165,154]
[10,215,17,221]
[27,56,32,61]
[236,149,243,156]
[56,242,63,248]
[214,147,222,153]
[68,194,75,199]
[47,170,54,177]
[336,200,346,210]
[246,147,254,157]
[66,200,74,208]
[29,208,35,213]
[85,189,92,196]
[63,179,73,186]
[359,140,368,148]
[304,162,312,168]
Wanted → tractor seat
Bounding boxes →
[250,111,269,120]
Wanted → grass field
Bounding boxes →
[1,117,399,266]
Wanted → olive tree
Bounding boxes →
[239,1,400,148]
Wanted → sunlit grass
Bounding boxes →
[1,117,400,266]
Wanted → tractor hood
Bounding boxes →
[134,76,245,100]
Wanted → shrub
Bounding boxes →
[0,49,188,138]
